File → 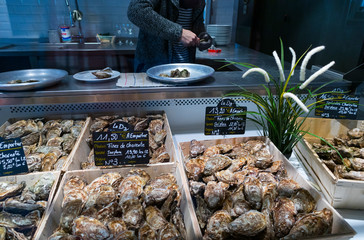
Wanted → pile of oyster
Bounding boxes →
[0,173,56,239]
[0,118,85,172]
[49,169,187,240]
[311,127,364,181]
[185,139,333,239]
[82,114,170,169]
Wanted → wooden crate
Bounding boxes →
[35,164,200,240]
[0,116,91,174]
[179,136,356,239]
[65,112,176,171]
[295,117,364,209]
[0,171,61,239]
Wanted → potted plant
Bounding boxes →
[226,40,337,156]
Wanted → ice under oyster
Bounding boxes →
[50,169,187,239]
[184,139,332,239]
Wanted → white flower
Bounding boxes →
[289,47,296,76]
[300,46,325,81]
[299,61,335,89]
[273,51,285,82]
[242,68,270,83]
[283,92,309,113]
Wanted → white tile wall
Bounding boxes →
[1,0,235,41]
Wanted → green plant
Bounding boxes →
[225,40,337,155]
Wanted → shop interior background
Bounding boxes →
[0,0,363,73]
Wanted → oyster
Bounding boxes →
[60,199,84,231]
[143,173,177,206]
[138,222,156,240]
[26,153,44,172]
[202,175,216,184]
[21,132,40,146]
[48,230,76,240]
[244,176,263,210]
[3,198,44,214]
[190,139,205,157]
[149,145,170,164]
[195,195,213,229]
[131,118,148,132]
[189,180,205,196]
[72,216,110,240]
[62,134,75,153]
[335,165,364,180]
[158,222,181,240]
[171,208,187,239]
[62,189,88,208]
[0,211,35,229]
[348,128,363,139]
[215,169,235,184]
[85,184,116,208]
[203,154,232,176]
[273,197,296,238]
[291,188,316,213]
[53,156,68,171]
[118,170,150,205]
[185,157,206,181]
[349,157,364,171]
[228,210,267,237]
[122,198,144,229]
[107,218,127,237]
[277,178,301,197]
[148,119,164,135]
[227,156,247,172]
[115,230,137,240]
[64,176,87,195]
[146,206,168,232]
[204,210,231,240]
[204,181,229,209]
[0,181,25,201]
[283,208,333,239]
[41,152,61,171]
[90,119,109,133]
[28,173,56,200]
[203,146,220,158]
[60,120,74,133]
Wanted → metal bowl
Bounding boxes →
[146,63,215,84]
[0,69,68,91]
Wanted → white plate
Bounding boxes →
[146,63,214,85]
[73,70,120,82]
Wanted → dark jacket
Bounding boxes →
[128,0,206,72]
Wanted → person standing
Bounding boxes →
[128,0,212,72]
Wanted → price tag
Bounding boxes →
[92,121,149,166]
[0,137,28,176]
[205,98,247,135]
[315,87,360,119]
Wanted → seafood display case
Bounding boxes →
[65,112,176,171]
[295,117,364,209]
[36,164,200,240]
[179,136,356,239]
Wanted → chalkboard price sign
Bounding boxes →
[92,121,149,166]
[315,87,360,119]
[0,137,28,176]
[205,98,247,135]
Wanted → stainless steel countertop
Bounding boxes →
[0,44,351,105]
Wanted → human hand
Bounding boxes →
[198,32,212,51]
[180,29,200,47]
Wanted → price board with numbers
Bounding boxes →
[92,121,149,166]
[315,87,360,119]
[0,137,28,176]
[205,98,247,135]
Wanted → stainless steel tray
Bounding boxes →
[146,63,214,84]
[0,69,67,91]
